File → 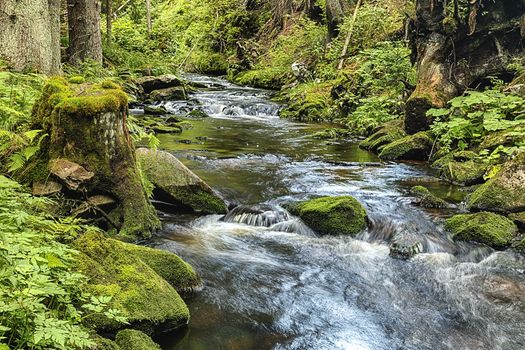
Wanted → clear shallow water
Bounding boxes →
[150,75,525,350]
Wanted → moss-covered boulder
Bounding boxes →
[288,196,368,236]
[509,212,525,230]
[135,75,183,95]
[136,148,227,214]
[480,126,525,151]
[30,78,159,240]
[74,231,190,334]
[468,152,525,213]
[378,132,433,161]
[122,244,201,295]
[115,329,161,350]
[410,186,450,209]
[438,160,489,185]
[445,212,518,248]
[360,120,406,153]
[92,336,120,350]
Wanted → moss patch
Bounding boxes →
[468,152,525,213]
[74,231,190,334]
[410,186,450,208]
[289,196,368,236]
[122,244,201,295]
[360,120,406,153]
[438,160,488,185]
[115,329,161,350]
[445,212,518,248]
[379,131,433,161]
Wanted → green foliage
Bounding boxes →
[0,176,126,350]
[429,89,525,155]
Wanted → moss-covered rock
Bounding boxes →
[360,120,406,153]
[468,152,525,213]
[438,160,489,185]
[74,231,190,334]
[480,126,525,151]
[149,87,187,102]
[122,244,201,295]
[378,131,433,161]
[288,196,368,236]
[92,336,120,350]
[115,329,161,350]
[445,212,518,248]
[410,186,450,208]
[30,78,160,240]
[136,148,227,214]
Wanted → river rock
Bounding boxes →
[410,185,450,209]
[115,330,161,350]
[74,231,190,334]
[389,231,424,260]
[360,120,406,153]
[144,105,168,115]
[445,212,518,248]
[136,148,227,214]
[288,196,368,236]
[468,152,525,213]
[135,74,183,94]
[149,86,187,102]
[378,132,433,161]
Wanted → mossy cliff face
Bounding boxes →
[74,231,190,335]
[468,152,525,213]
[31,78,159,240]
[136,148,227,214]
[445,212,518,249]
[289,196,368,236]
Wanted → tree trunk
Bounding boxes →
[67,0,103,65]
[325,0,349,41]
[0,0,61,74]
[106,0,112,46]
[405,0,525,134]
[146,0,152,36]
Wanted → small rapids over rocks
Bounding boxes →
[151,75,525,350]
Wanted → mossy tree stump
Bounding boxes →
[31,78,159,240]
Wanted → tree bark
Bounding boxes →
[106,0,112,46]
[0,0,61,74]
[67,0,103,65]
[325,0,349,41]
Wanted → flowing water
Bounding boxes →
[147,75,525,350]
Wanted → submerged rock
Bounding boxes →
[360,120,406,153]
[136,148,227,214]
[74,231,190,334]
[378,132,433,161]
[223,204,290,227]
[445,212,518,248]
[468,152,525,213]
[410,186,450,209]
[288,196,368,236]
[389,231,424,260]
[115,329,161,350]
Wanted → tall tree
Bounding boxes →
[325,0,349,41]
[106,0,113,46]
[67,0,103,65]
[146,0,152,36]
[0,0,61,74]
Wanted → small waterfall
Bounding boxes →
[223,204,291,227]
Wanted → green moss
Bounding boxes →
[74,231,189,334]
[509,212,525,229]
[445,212,518,248]
[279,82,334,122]
[439,160,488,185]
[360,120,406,152]
[175,121,194,130]
[100,80,121,90]
[480,126,525,150]
[121,244,201,294]
[92,336,120,350]
[289,196,368,236]
[186,110,210,118]
[115,329,161,350]
[31,77,71,128]
[467,153,525,213]
[69,76,86,84]
[379,131,433,161]
[410,186,450,209]
[234,68,289,90]
[57,89,128,118]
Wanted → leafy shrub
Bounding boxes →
[429,89,525,153]
[0,176,126,349]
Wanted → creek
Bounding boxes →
[149,75,525,350]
